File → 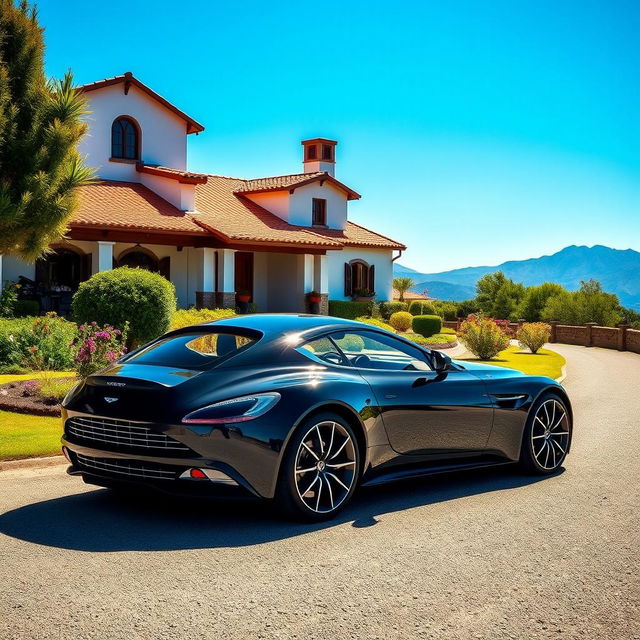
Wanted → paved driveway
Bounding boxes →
[1,344,638,640]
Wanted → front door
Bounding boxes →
[234,252,254,300]
[330,330,494,456]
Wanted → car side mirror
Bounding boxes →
[431,351,451,373]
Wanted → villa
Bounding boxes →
[1,72,405,314]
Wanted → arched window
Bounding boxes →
[117,248,159,272]
[344,259,375,297]
[111,117,139,160]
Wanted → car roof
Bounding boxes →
[201,313,361,336]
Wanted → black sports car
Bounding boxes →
[61,314,572,520]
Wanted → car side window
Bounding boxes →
[298,336,350,366]
[330,330,431,371]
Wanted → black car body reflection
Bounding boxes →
[62,314,573,520]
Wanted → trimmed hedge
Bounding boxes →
[389,311,413,332]
[14,300,39,317]
[72,267,177,347]
[412,314,443,338]
[328,300,374,320]
[355,316,395,332]
[379,301,408,320]
[171,308,236,330]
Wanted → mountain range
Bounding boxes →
[394,245,640,310]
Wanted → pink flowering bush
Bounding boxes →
[22,379,41,396]
[71,322,128,378]
[459,316,510,360]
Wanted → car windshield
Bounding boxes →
[122,331,258,369]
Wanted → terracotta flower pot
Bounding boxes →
[237,295,251,303]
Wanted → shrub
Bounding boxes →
[337,334,365,352]
[14,300,39,317]
[405,333,457,346]
[72,322,128,378]
[379,301,408,320]
[459,316,510,360]
[441,327,456,335]
[171,308,236,330]
[0,314,76,370]
[0,281,18,317]
[412,315,443,338]
[517,322,551,354]
[389,311,413,332]
[72,267,176,347]
[328,300,374,320]
[432,301,458,321]
[37,375,78,402]
[409,300,436,316]
[355,316,395,332]
[22,379,41,396]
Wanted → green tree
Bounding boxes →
[517,282,566,321]
[0,0,92,260]
[393,277,415,302]
[541,280,623,327]
[475,271,524,319]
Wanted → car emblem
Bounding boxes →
[106,381,126,387]
[104,397,119,403]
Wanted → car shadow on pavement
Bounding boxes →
[0,466,563,552]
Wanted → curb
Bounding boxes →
[0,454,66,472]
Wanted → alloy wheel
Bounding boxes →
[531,399,570,471]
[294,420,357,514]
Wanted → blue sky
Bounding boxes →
[40,0,639,272]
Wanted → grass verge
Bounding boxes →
[0,410,62,461]
[459,345,565,379]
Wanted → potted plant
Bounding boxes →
[236,290,251,314]
[352,288,375,302]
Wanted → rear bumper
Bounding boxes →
[62,437,261,498]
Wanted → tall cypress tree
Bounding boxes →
[0,0,92,260]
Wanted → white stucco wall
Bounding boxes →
[326,248,394,302]
[245,182,348,230]
[78,84,188,181]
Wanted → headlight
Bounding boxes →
[182,392,281,424]
[62,381,82,407]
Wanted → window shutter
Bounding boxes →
[159,256,171,281]
[368,264,375,293]
[344,263,352,297]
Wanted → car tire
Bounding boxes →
[275,411,361,521]
[519,392,571,475]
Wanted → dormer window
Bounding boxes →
[111,116,139,160]
[312,198,327,226]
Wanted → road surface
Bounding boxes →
[1,343,638,639]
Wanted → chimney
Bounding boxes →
[302,138,337,176]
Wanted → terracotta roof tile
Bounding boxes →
[136,164,208,184]
[72,181,207,234]
[70,176,405,250]
[236,172,361,201]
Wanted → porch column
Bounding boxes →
[298,254,315,312]
[314,254,329,315]
[97,241,115,273]
[216,248,236,308]
[195,247,215,309]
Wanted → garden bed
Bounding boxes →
[0,377,73,416]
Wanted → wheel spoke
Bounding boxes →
[315,425,325,455]
[329,437,348,460]
[550,438,565,456]
[301,441,319,460]
[327,461,356,469]
[324,475,334,510]
[532,434,547,440]
[550,431,569,437]
[544,442,551,467]
[535,415,547,429]
[326,422,336,458]
[534,440,548,461]
[551,413,567,430]
[296,466,317,474]
[315,474,323,511]
[302,473,319,497]
[543,402,551,426]
[326,471,350,492]
[549,441,556,467]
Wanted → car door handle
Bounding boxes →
[412,377,428,387]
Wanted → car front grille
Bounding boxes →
[66,416,191,455]
[76,453,178,481]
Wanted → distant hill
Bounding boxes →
[394,245,640,310]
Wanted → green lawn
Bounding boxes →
[0,370,72,460]
[459,345,566,380]
[0,410,62,461]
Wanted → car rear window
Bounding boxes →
[122,331,258,369]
